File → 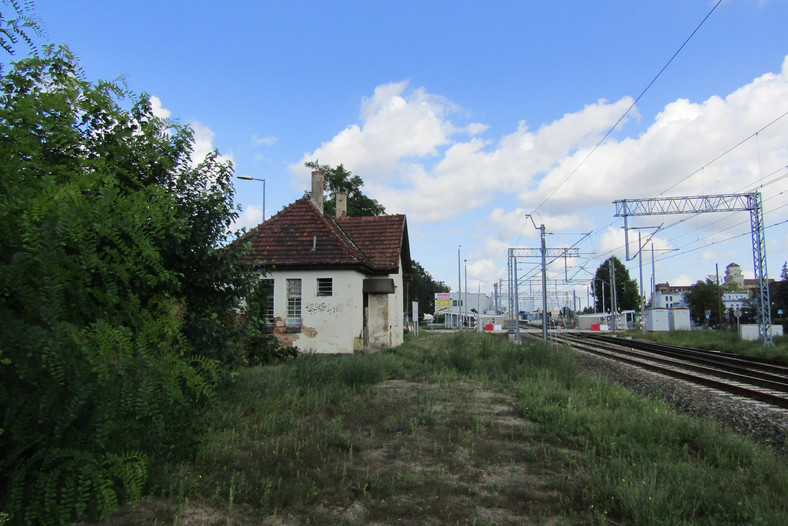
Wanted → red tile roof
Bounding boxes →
[235,197,411,278]
[336,214,410,274]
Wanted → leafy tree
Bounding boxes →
[0,46,266,523]
[408,260,451,316]
[592,256,640,312]
[684,278,723,326]
[773,261,788,321]
[1,0,44,56]
[304,160,386,217]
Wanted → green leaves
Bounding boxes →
[304,160,386,217]
[593,256,641,313]
[0,46,247,523]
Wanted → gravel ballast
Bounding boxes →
[572,348,788,455]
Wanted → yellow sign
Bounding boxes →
[434,292,452,307]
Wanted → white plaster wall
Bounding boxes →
[365,266,405,352]
[269,269,365,354]
[645,308,670,331]
[388,266,405,348]
[668,308,691,330]
[740,324,784,341]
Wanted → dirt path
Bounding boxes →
[88,379,588,525]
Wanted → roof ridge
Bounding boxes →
[230,197,409,277]
[327,216,367,259]
[307,201,367,262]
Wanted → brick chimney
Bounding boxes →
[336,191,347,218]
[311,170,324,214]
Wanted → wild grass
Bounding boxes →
[129,331,788,525]
[621,328,788,362]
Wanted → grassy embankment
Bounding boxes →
[620,328,788,362]
[109,331,787,525]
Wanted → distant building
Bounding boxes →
[722,291,749,313]
[234,171,412,354]
[652,283,691,308]
[724,263,745,288]
[442,292,493,328]
[722,263,775,302]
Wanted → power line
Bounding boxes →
[658,216,788,261]
[530,132,786,288]
[527,0,723,217]
[659,112,788,196]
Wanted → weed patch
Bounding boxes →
[97,332,787,525]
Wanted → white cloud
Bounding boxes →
[232,205,263,232]
[191,121,234,167]
[671,274,693,287]
[522,57,788,215]
[150,95,171,119]
[288,56,788,292]
[465,258,500,291]
[290,81,462,190]
[290,82,639,223]
[252,134,278,146]
[145,97,234,169]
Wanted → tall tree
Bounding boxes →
[592,256,640,312]
[0,0,44,56]
[408,260,451,315]
[773,261,788,320]
[0,46,264,523]
[305,160,386,217]
[684,278,723,326]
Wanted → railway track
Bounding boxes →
[547,331,788,410]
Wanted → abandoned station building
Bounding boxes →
[236,171,412,354]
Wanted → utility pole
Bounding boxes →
[464,259,468,329]
[716,263,723,327]
[508,227,579,344]
[651,244,655,307]
[615,192,772,345]
[539,223,548,342]
[609,259,618,333]
[639,232,646,334]
[457,245,461,329]
[514,259,520,341]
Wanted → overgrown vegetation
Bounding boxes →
[592,256,640,312]
[0,47,287,524]
[99,332,788,525]
[622,329,788,362]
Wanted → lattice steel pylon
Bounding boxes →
[614,192,773,346]
[507,246,579,342]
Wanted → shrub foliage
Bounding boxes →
[0,46,272,523]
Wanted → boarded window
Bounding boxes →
[286,278,302,327]
[316,277,333,297]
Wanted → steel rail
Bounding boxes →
[581,334,788,381]
[553,333,788,409]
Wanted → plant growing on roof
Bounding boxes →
[304,160,386,217]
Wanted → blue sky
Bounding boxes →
[27,0,788,310]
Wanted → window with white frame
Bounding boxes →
[316,277,333,297]
[261,279,274,324]
[286,278,302,327]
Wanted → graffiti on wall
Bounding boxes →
[306,302,339,315]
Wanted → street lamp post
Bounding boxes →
[457,245,461,329]
[237,175,266,221]
[464,259,469,329]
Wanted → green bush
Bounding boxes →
[0,47,254,523]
